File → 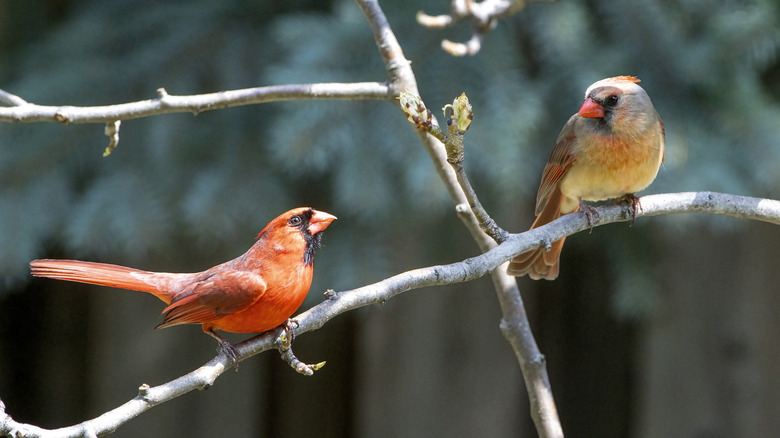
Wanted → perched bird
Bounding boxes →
[30,207,336,363]
[507,76,665,280]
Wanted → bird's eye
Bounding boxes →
[288,215,302,226]
[605,95,619,107]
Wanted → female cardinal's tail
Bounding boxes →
[30,259,170,302]
[507,188,574,280]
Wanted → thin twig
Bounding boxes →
[0,82,390,124]
[441,33,484,57]
[0,89,28,106]
[440,100,510,242]
[417,0,546,56]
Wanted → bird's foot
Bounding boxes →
[618,193,642,225]
[279,319,299,350]
[218,340,240,371]
[274,321,325,377]
[207,329,241,371]
[578,200,599,233]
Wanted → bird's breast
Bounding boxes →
[207,258,314,334]
[559,127,663,203]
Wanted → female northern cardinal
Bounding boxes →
[30,207,336,363]
[507,76,665,280]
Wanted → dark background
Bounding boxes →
[1,0,779,437]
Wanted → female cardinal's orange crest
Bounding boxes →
[610,75,641,83]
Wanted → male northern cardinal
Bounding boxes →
[30,207,336,363]
[507,76,665,280]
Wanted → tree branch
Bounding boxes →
[2,191,776,437]
[359,1,563,432]
[0,82,391,124]
[0,89,28,106]
[439,93,561,435]
[398,87,563,435]
[417,0,548,56]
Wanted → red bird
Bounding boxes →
[30,207,336,363]
[507,76,665,280]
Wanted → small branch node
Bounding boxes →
[53,112,69,124]
[397,90,444,140]
[442,92,473,133]
[81,424,99,438]
[137,383,151,401]
[442,33,483,57]
[103,120,121,157]
[416,11,454,28]
[274,322,324,376]
[324,288,339,300]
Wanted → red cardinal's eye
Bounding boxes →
[605,95,619,107]
[288,216,302,226]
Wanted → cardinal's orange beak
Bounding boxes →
[309,210,337,235]
[578,97,605,118]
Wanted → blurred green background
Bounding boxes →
[1,0,779,437]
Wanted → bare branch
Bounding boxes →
[0,82,391,124]
[437,92,560,435]
[103,121,121,157]
[385,5,562,429]
[441,33,485,57]
[2,191,776,437]
[357,0,419,98]
[632,192,780,225]
[274,322,326,376]
[0,89,28,106]
[397,88,561,434]
[418,0,549,56]
[439,94,510,242]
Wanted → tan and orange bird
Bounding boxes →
[507,76,665,280]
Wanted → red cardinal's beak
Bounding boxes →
[578,97,605,118]
[309,210,337,235]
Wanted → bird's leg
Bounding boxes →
[280,318,299,349]
[578,199,599,233]
[206,328,240,371]
[274,319,325,376]
[618,193,642,225]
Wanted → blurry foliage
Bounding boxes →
[1,0,779,317]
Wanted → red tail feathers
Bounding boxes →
[30,259,169,302]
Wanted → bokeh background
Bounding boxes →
[1,0,779,437]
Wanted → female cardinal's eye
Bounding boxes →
[288,216,302,226]
[605,95,619,107]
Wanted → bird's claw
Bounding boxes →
[278,319,299,350]
[218,339,240,371]
[620,194,642,225]
[578,200,599,233]
[206,328,240,371]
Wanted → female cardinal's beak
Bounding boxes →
[309,210,337,235]
[578,97,605,118]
